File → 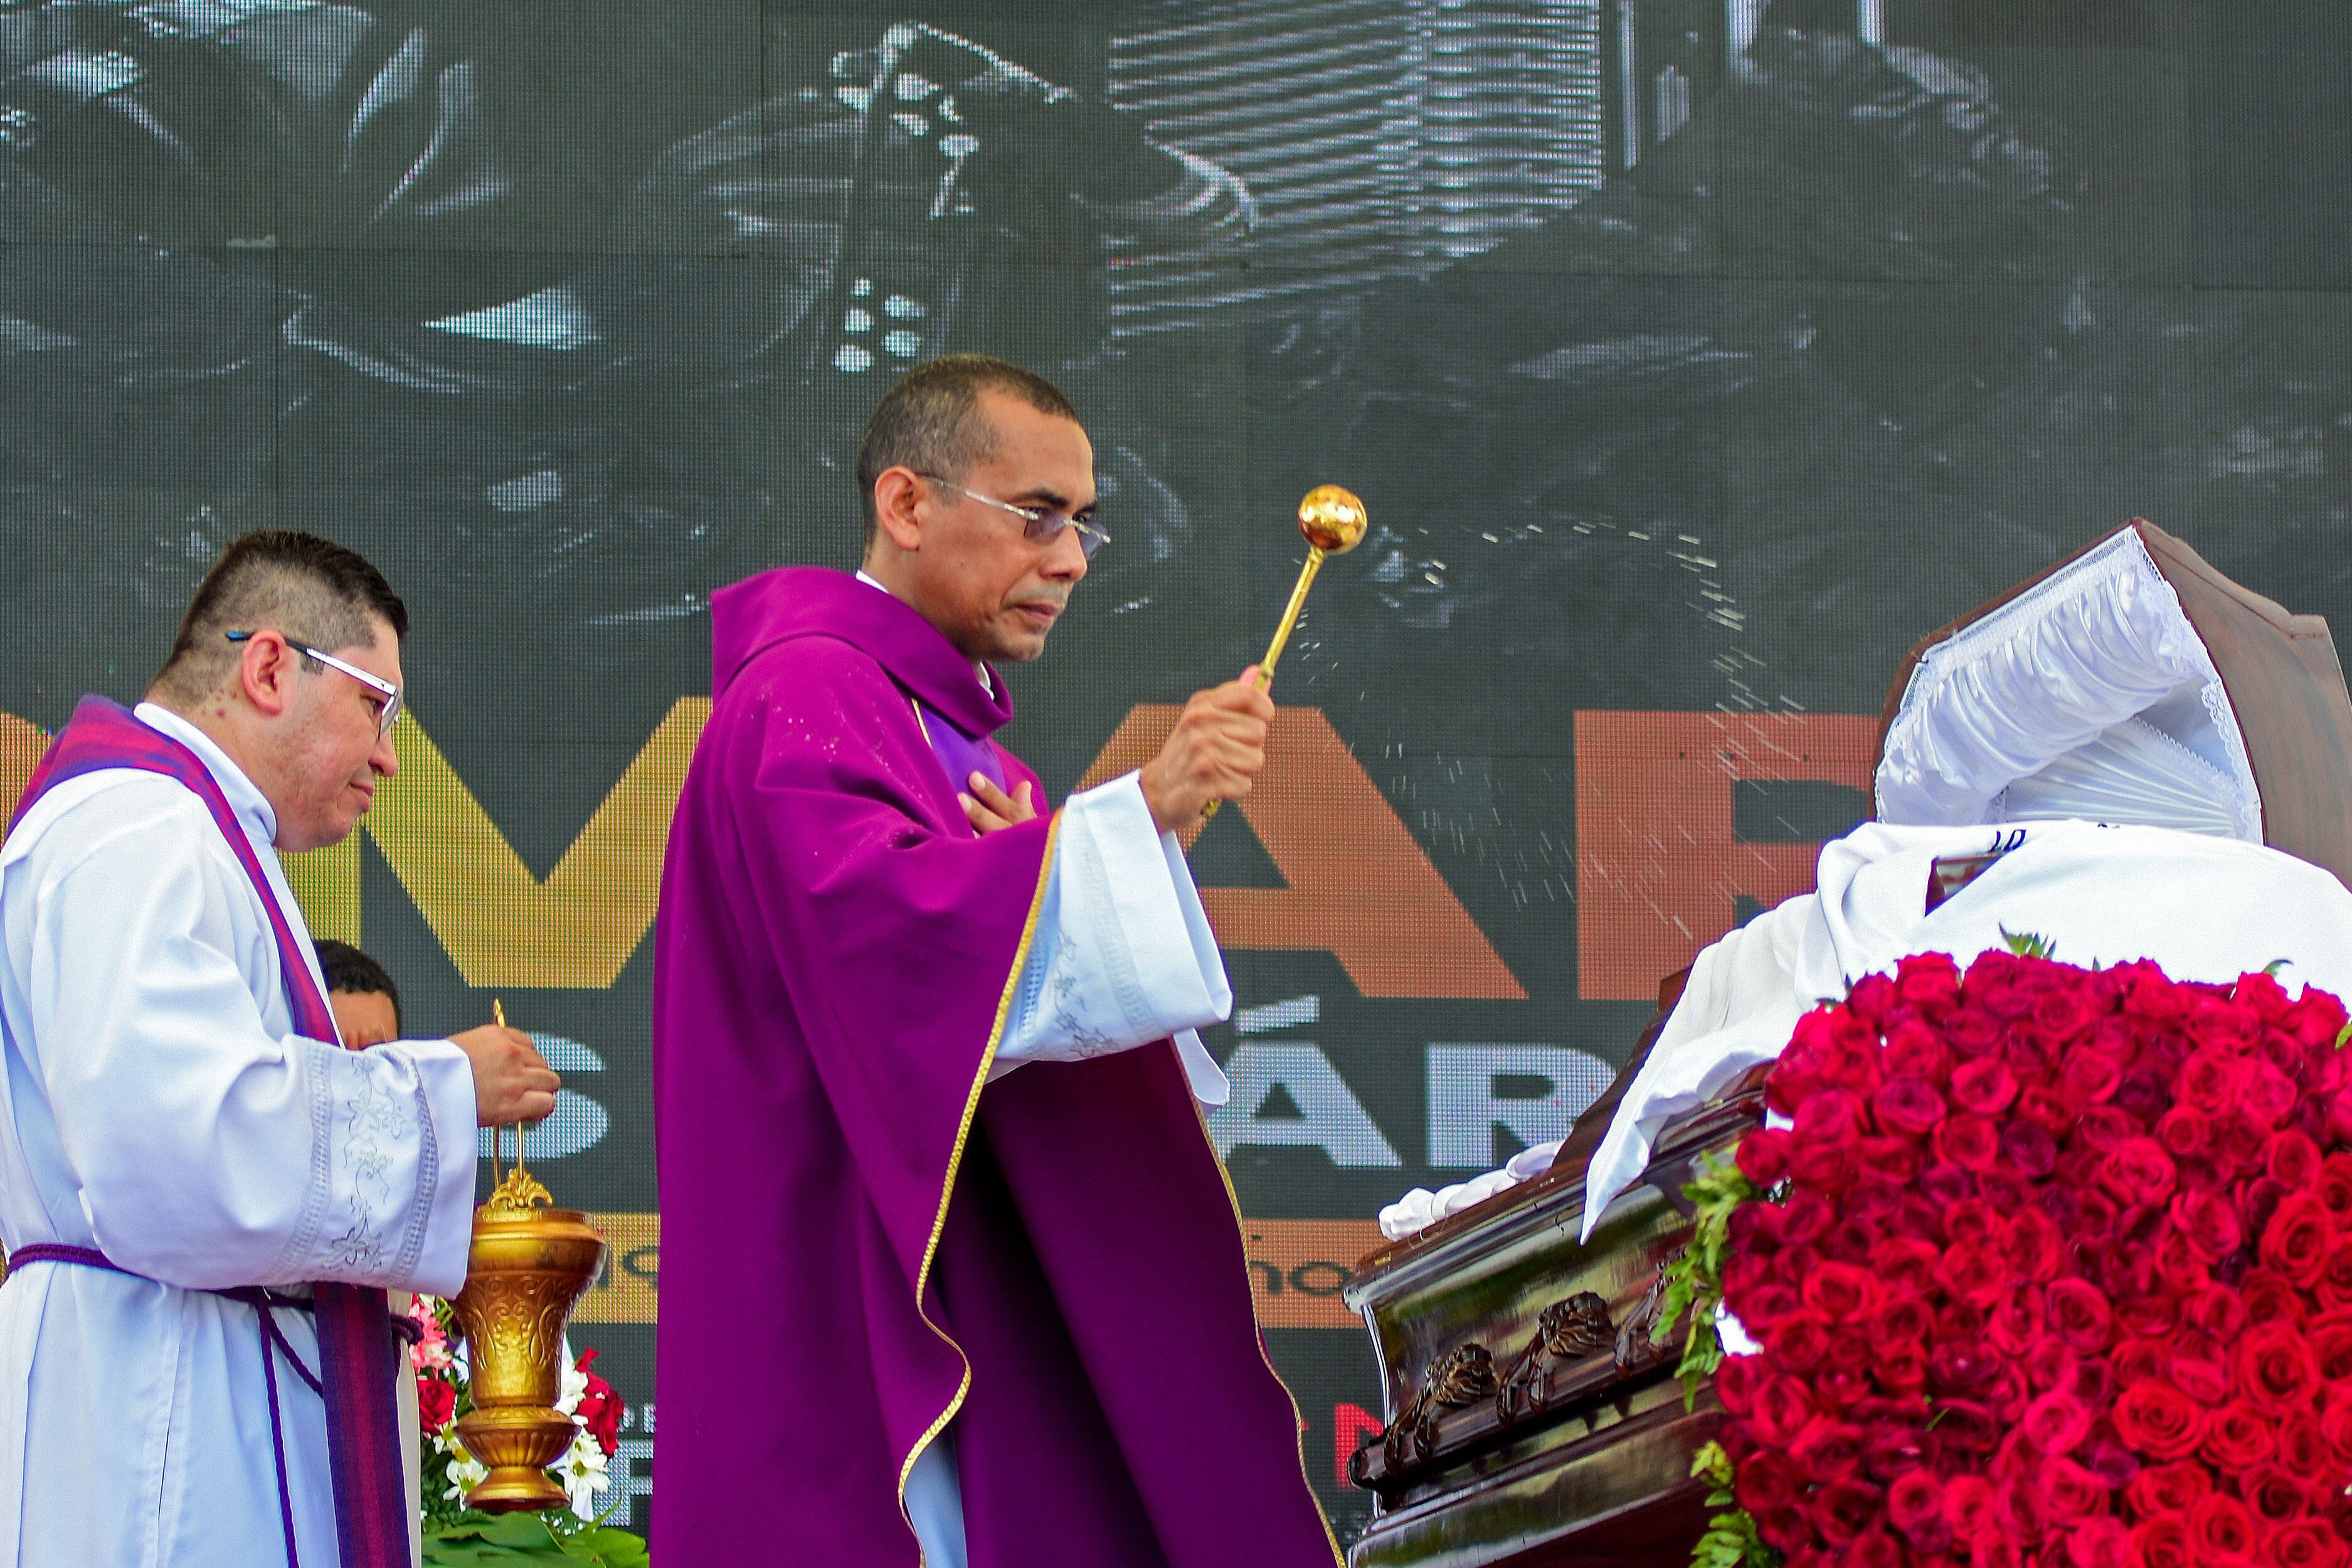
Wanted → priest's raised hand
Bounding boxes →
[1139,664,1274,835]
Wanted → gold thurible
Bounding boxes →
[1201,485,1368,821]
[448,1000,607,1512]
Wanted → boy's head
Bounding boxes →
[316,938,402,1047]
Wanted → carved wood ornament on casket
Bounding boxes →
[1338,520,2352,1568]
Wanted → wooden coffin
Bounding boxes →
[1339,519,2352,1566]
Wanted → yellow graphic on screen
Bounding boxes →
[0,697,1517,997]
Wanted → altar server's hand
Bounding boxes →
[961,774,1038,836]
[452,1025,561,1126]
[1141,667,1274,837]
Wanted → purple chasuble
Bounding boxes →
[652,568,1339,1566]
[11,697,412,1568]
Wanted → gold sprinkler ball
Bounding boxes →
[1297,485,1369,554]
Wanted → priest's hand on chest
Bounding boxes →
[961,775,1039,835]
[1140,667,1274,837]
[450,1024,562,1126]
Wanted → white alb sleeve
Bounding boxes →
[993,771,1232,1103]
[26,805,479,1295]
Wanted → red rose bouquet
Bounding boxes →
[1693,947,2352,1568]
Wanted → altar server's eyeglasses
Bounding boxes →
[225,630,404,737]
[917,474,1110,559]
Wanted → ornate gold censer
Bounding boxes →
[1201,484,1367,820]
[448,1003,607,1513]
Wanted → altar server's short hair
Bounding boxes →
[857,355,1080,548]
[316,939,403,1034]
[151,531,408,706]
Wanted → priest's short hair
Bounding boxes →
[856,354,1079,549]
[150,530,408,706]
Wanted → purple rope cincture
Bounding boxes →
[3,1244,417,1567]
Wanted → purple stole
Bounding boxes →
[916,695,1007,801]
[11,696,411,1568]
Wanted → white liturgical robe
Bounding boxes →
[0,703,478,1568]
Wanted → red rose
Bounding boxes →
[2189,1493,2259,1560]
[1883,1019,1953,1086]
[1791,1416,1867,1482]
[2243,1268,2312,1329]
[2166,1341,2230,1405]
[2127,1462,2213,1518]
[2155,1106,2214,1157]
[2021,1389,2093,1455]
[1943,1474,1998,1544]
[1873,1078,1947,1139]
[1787,1137,1855,1194]
[1930,1338,2002,1394]
[1781,1190,1837,1246]
[1802,1263,1883,1325]
[2038,1456,2106,1523]
[2262,1193,2336,1286]
[2065,1517,2130,1568]
[1794,1087,1867,1147]
[1875,1239,1944,1298]
[2277,1410,2328,1473]
[416,1373,457,1433]
[1838,1529,1902,1568]
[2080,1102,2149,1150]
[1896,952,1961,1011]
[2201,1402,2277,1471]
[2002,1208,2066,1284]
[2291,988,2351,1051]
[1936,1115,2002,1172]
[1875,1338,1930,1392]
[1749,1374,1819,1448]
[2179,1047,2247,1115]
[1737,1128,1794,1187]
[2265,1522,2348,1568]
[1734,1448,1806,1515]
[2243,1057,2302,1128]
[1808,1478,1881,1546]
[2045,1279,2114,1354]
[2100,1137,2180,1205]
[2023,1335,2077,1393]
[2239,1320,2322,1415]
[1944,1007,2004,1056]
[2168,1187,2244,1264]
[1950,1057,2021,1116]
[2320,1236,2352,1309]
[2111,1336,2171,1386]
[1848,973,1898,1027]
[1715,1352,1765,1415]
[2236,969,2296,1023]
[2322,1395,2352,1465]
[2268,1130,2324,1190]
[2112,1380,2208,1460]
[2319,1155,2352,1217]
[1766,1311,1835,1374]
[2122,968,2190,1022]
[1989,1279,2050,1353]
[2057,1047,2124,1110]
[2001,1118,2061,1179]
[2127,1515,2195,1568]
[2186,997,2260,1053]
[1853,1136,1920,1189]
[1938,1240,2008,1305]
[2035,985,2099,1044]
[2243,1463,2315,1525]
[1886,1467,1941,1532]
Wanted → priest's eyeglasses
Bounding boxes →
[917,474,1110,559]
[223,630,404,737]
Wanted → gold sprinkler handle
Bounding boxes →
[490,999,526,1184]
[1200,547,1327,823]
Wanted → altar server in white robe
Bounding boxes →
[0,530,559,1568]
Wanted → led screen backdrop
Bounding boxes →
[2,0,2347,1542]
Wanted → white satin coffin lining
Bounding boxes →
[1873,529,2262,844]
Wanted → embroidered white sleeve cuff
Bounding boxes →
[995,771,1232,1103]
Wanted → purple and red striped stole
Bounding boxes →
[14,695,411,1568]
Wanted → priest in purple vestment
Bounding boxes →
[652,356,1343,1566]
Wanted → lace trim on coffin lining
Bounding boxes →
[1874,529,2262,844]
